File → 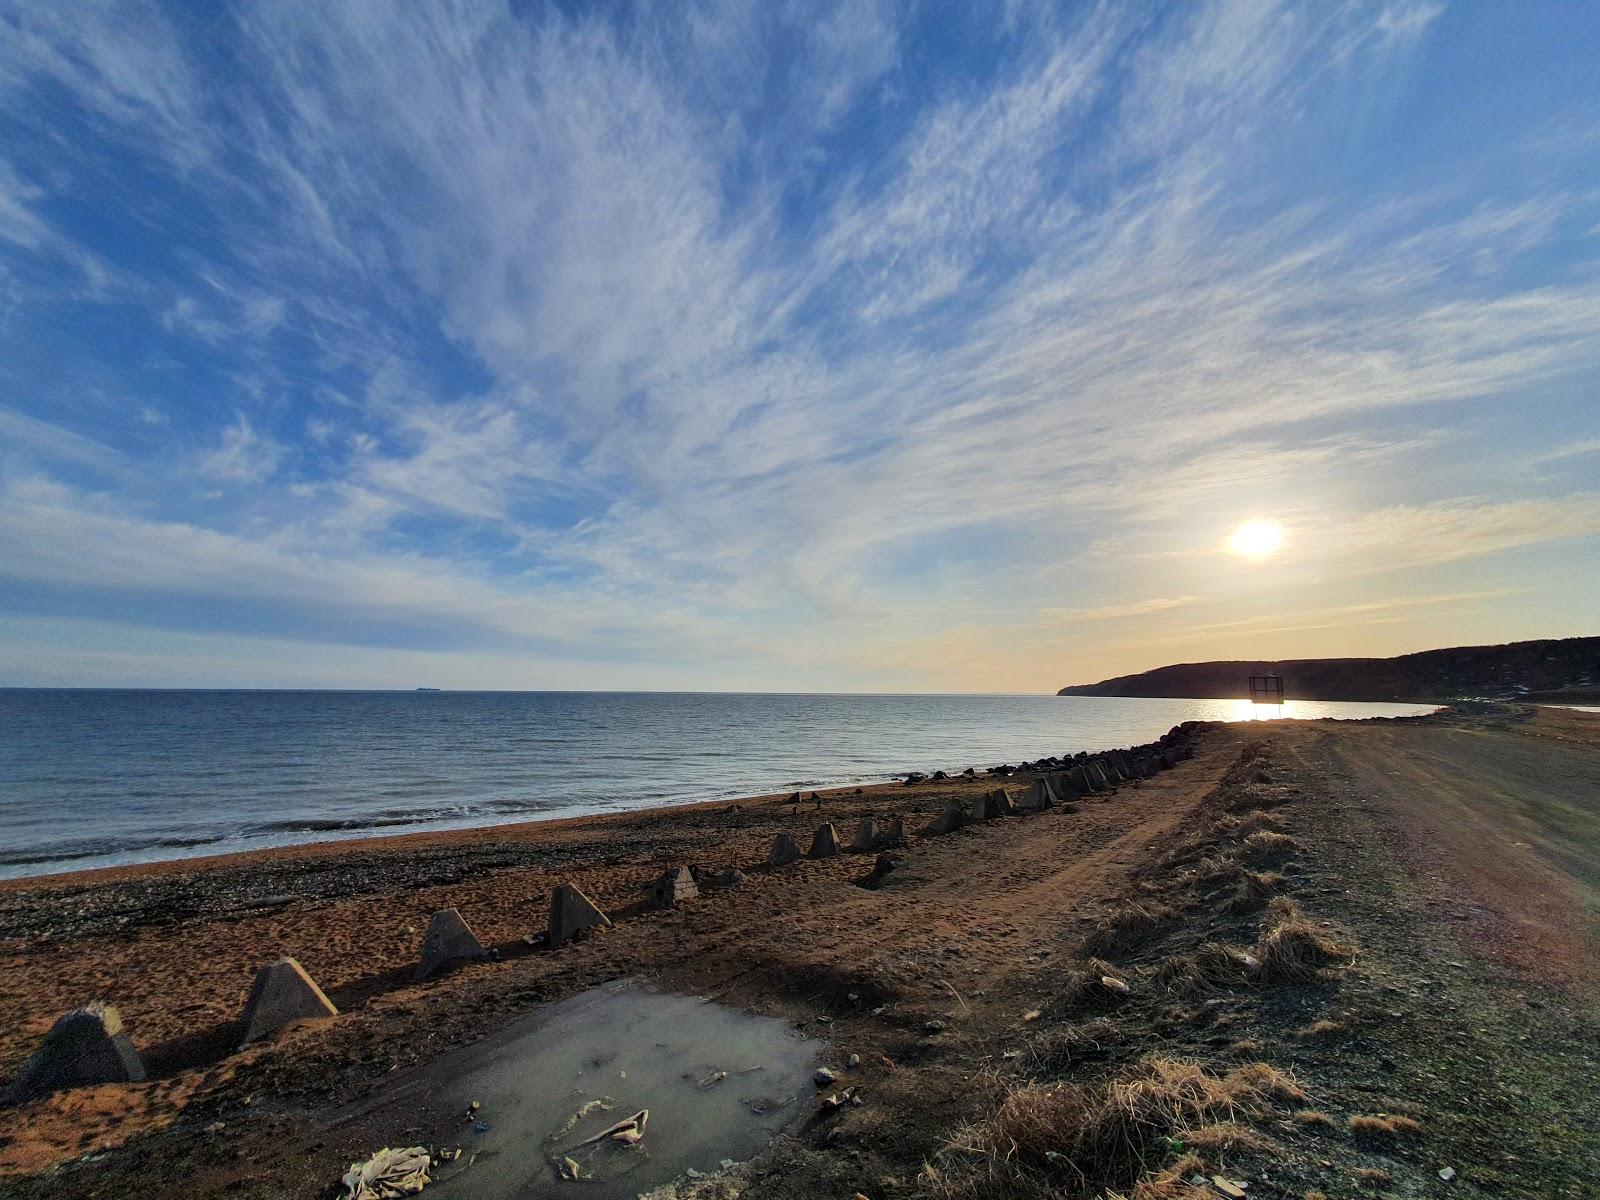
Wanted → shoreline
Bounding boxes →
[1,698,1439,887]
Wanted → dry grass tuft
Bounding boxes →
[1294,1109,1336,1129]
[1222,870,1288,914]
[1352,1166,1391,1185]
[1178,1121,1276,1155]
[1195,853,1241,887]
[1294,1018,1348,1041]
[1224,1062,1308,1103]
[1223,810,1285,839]
[1153,943,1258,996]
[1349,1113,1423,1142]
[1058,958,1138,1012]
[1103,1155,1214,1199]
[1255,908,1354,983]
[943,1056,1299,1197]
[1239,830,1299,863]
[1027,1018,1121,1074]
[1083,901,1179,958]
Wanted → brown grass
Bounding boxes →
[1153,943,1258,996]
[1102,1155,1213,1200]
[1178,1121,1277,1155]
[1294,1109,1336,1129]
[1222,870,1288,914]
[942,1056,1302,1197]
[1027,1018,1121,1074]
[1255,903,1354,982]
[1059,958,1137,1012]
[1294,1018,1348,1040]
[1239,830,1299,863]
[1352,1166,1390,1185]
[1083,901,1178,958]
[1349,1113,1423,1142]
[1231,810,1286,838]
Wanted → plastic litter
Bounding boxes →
[340,1146,432,1199]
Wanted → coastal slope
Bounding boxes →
[3,707,1598,1198]
[1056,634,1600,702]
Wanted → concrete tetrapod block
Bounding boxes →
[1,1003,145,1106]
[1090,760,1113,791]
[967,791,998,821]
[808,823,843,859]
[1016,777,1057,812]
[849,818,879,852]
[549,883,611,948]
[769,831,801,867]
[240,958,337,1046]
[1050,772,1081,801]
[415,907,488,980]
[644,865,699,909]
[921,800,964,836]
[877,816,905,847]
[1067,763,1094,794]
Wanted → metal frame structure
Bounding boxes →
[1248,673,1285,704]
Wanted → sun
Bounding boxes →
[1226,518,1286,560]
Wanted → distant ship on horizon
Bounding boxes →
[415,687,442,692]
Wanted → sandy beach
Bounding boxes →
[3,705,1599,1197]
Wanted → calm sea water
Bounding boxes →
[0,690,1435,880]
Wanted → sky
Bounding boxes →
[0,1,1597,694]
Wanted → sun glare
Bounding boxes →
[1227,518,1286,560]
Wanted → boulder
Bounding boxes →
[416,907,488,980]
[548,883,611,948]
[849,818,879,852]
[644,865,699,909]
[808,823,843,858]
[239,958,337,1045]
[769,832,801,867]
[708,867,747,888]
[921,801,964,836]
[1,1004,145,1106]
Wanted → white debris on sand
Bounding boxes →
[340,1146,432,1199]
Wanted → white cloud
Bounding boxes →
[197,415,283,484]
[1,3,1598,687]
[1040,596,1198,623]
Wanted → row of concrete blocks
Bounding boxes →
[5,748,1188,1108]
[0,879,619,1109]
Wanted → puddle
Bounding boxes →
[333,980,823,1199]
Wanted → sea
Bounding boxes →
[0,690,1436,880]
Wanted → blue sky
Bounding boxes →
[1,0,1597,692]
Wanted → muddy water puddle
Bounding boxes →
[333,980,823,1198]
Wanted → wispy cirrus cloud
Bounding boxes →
[0,1,1596,689]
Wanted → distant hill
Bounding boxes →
[1056,636,1600,703]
